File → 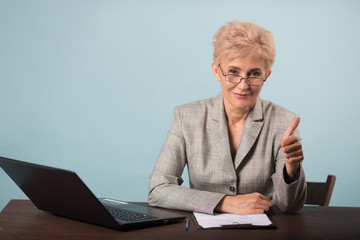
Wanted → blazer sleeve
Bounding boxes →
[148,107,225,214]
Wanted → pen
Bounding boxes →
[185,218,189,230]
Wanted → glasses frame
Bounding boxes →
[218,64,267,86]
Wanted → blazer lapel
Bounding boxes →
[234,98,264,169]
[210,94,234,169]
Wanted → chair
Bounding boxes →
[305,175,336,206]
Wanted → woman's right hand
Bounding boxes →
[215,193,273,215]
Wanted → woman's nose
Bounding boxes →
[237,78,250,89]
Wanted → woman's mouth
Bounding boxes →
[233,92,251,99]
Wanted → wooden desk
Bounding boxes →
[0,200,359,240]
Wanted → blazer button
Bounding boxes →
[229,186,235,192]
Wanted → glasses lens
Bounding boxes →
[247,77,264,85]
[225,75,240,83]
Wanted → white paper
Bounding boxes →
[193,212,272,228]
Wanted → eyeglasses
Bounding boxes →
[218,64,267,86]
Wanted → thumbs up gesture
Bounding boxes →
[281,117,304,180]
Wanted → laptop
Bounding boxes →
[0,156,186,231]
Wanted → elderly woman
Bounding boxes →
[148,20,306,215]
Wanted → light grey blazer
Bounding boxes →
[148,93,306,214]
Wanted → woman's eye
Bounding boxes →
[249,71,261,77]
[228,69,238,75]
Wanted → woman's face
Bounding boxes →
[212,56,270,116]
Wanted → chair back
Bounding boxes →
[306,175,336,206]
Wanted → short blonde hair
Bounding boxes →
[213,20,276,72]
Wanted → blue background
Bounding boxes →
[1,0,360,211]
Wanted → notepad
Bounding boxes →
[193,212,275,229]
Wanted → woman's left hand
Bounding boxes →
[281,118,304,180]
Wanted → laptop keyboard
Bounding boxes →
[104,205,157,222]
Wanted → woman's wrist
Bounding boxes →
[284,162,300,180]
[215,195,232,213]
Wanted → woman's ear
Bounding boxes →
[266,70,272,79]
[211,62,221,82]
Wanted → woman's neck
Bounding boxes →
[224,103,250,126]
